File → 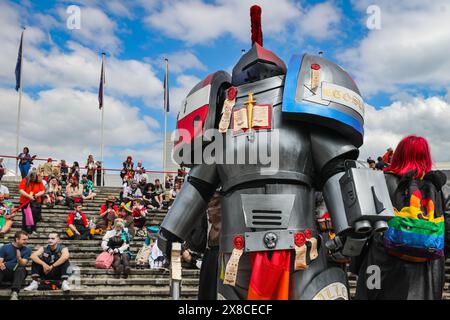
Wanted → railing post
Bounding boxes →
[170,242,182,300]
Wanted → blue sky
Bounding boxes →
[1,0,450,172]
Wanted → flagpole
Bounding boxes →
[15,28,25,180]
[100,52,106,185]
[163,58,168,183]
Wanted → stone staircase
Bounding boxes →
[1,180,449,300]
[0,181,199,300]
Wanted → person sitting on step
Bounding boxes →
[24,233,71,292]
[0,231,31,300]
[80,174,97,201]
[123,180,142,203]
[65,176,83,209]
[131,198,147,237]
[101,219,131,279]
[66,202,91,240]
[0,191,16,238]
[96,195,119,232]
[0,182,10,199]
[45,176,64,208]
[142,183,159,211]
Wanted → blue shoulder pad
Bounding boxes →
[282,53,364,147]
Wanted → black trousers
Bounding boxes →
[0,266,28,293]
[198,246,219,300]
[112,254,130,274]
[96,174,102,187]
[21,201,42,233]
[31,260,70,281]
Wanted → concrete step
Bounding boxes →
[10,213,167,220]
[11,218,167,224]
[0,287,198,300]
[7,277,199,287]
[0,187,196,301]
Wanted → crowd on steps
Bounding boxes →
[0,150,194,300]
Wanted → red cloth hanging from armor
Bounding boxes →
[247,250,291,300]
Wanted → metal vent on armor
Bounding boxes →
[241,194,295,229]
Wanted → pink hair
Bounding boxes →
[385,135,432,179]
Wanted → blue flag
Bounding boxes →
[15,31,24,92]
[164,59,169,112]
[98,56,105,109]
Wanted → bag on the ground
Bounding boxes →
[136,244,152,264]
[38,280,60,290]
[95,251,114,269]
[383,171,445,262]
[23,204,34,226]
[66,228,74,238]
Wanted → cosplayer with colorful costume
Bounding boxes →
[158,5,394,300]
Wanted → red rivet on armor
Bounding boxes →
[305,228,312,239]
[311,63,321,70]
[294,232,306,247]
[227,86,238,100]
[233,235,245,250]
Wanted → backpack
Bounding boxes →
[136,244,152,264]
[383,171,446,262]
[95,251,114,269]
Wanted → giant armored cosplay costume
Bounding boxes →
[158,6,394,300]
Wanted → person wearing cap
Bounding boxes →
[138,175,147,193]
[96,196,119,231]
[101,219,131,278]
[123,180,142,203]
[66,202,91,240]
[42,158,54,183]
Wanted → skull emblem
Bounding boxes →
[263,232,278,249]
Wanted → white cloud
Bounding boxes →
[144,0,301,44]
[57,6,121,53]
[105,1,134,18]
[360,96,450,162]
[143,0,342,46]
[162,51,207,74]
[296,2,341,40]
[0,1,164,108]
[339,0,450,95]
[0,87,161,167]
